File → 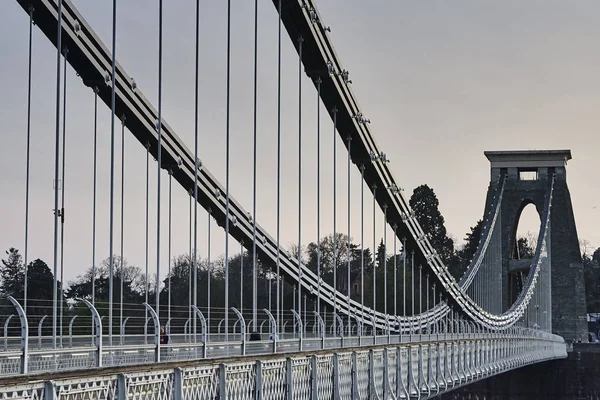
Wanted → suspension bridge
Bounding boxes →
[0,0,587,398]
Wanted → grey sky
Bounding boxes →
[1,1,598,286]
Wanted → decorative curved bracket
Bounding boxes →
[37,315,47,348]
[290,309,303,340]
[352,314,362,336]
[370,315,377,336]
[231,307,246,355]
[231,307,246,341]
[121,316,131,336]
[262,309,278,340]
[333,312,344,337]
[74,297,102,368]
[6,296,28,374]
[143,317,153,344]
[142,302,161,363]
[313,311,325,339]
[259,319,267,334]
[68,315,78,348]
[4,314,14,351]
[191,305,208,344]
[184,318,191,342]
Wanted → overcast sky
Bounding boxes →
[1,1,598,286]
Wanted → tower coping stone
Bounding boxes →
[485,150,572,169]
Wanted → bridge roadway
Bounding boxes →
[0,330,566,399]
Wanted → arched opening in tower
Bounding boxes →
[508,203,541,306]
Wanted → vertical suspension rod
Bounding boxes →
[276,0,282,333]
[251,0,258,331]
[360,165,365,328]
[155,0,164,321]
[332,107,337,336]
[372,185,376,319]
[108,0,117,347]
[193,0,200,340]
[59,48,68,347]
[145,143,149,338]
[168,171,172,328]
[24,5,34,314]
[119,116,125,343]
[297,35,303,319]
[92,88,98,306]
[51,0,64,351]
[316,78,322,316]
[224,0,231,340]
[347,135,351,331]
[383,205,387,319]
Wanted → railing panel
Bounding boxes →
[337,352,353,400]
[260,360,286,400]
[225,363,255,400]
[181,365,219,400]
[292,358,312,400]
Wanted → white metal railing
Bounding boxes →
[0,319,566,377]
[0,334,567,399]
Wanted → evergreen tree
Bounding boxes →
[25,259,58,320]
[409,185,455,265]
[450,220,483,280]
[0,248,24,299]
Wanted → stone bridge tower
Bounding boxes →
[483,150,587,341]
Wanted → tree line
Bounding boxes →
[1,184,598,335]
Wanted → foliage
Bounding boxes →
[0,248,24,298]
[449,220,483,280]
[409,185,455,265]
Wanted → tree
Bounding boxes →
[25,259,59,321]
[1,248,24,299]
[450,220,483,280]
[583,245,600,312]
[409,185,455,265]
[66,256,146,304]
[512,237,534,259]
[305,233,366,290]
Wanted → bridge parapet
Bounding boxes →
[0,334,566,399]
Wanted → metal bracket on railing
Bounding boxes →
[396,316,404,343]
[333,313,344,337]
[190,305,208,358]
[4,314,14,351]
[6,296,28,374]
[184,318,191,342]
[262,309,278,352]
[144,317,152,344]
[290,309,303,351]
[165,318,172,335]
[231,307,246,355]
[68,315,77,348]
[191,306,208,344]
[37,315,47,349]
[370,315,377,344]
[121,316,130,336]
[313,311,326,350]
[142,302,161,363]
[74,297,102,368]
